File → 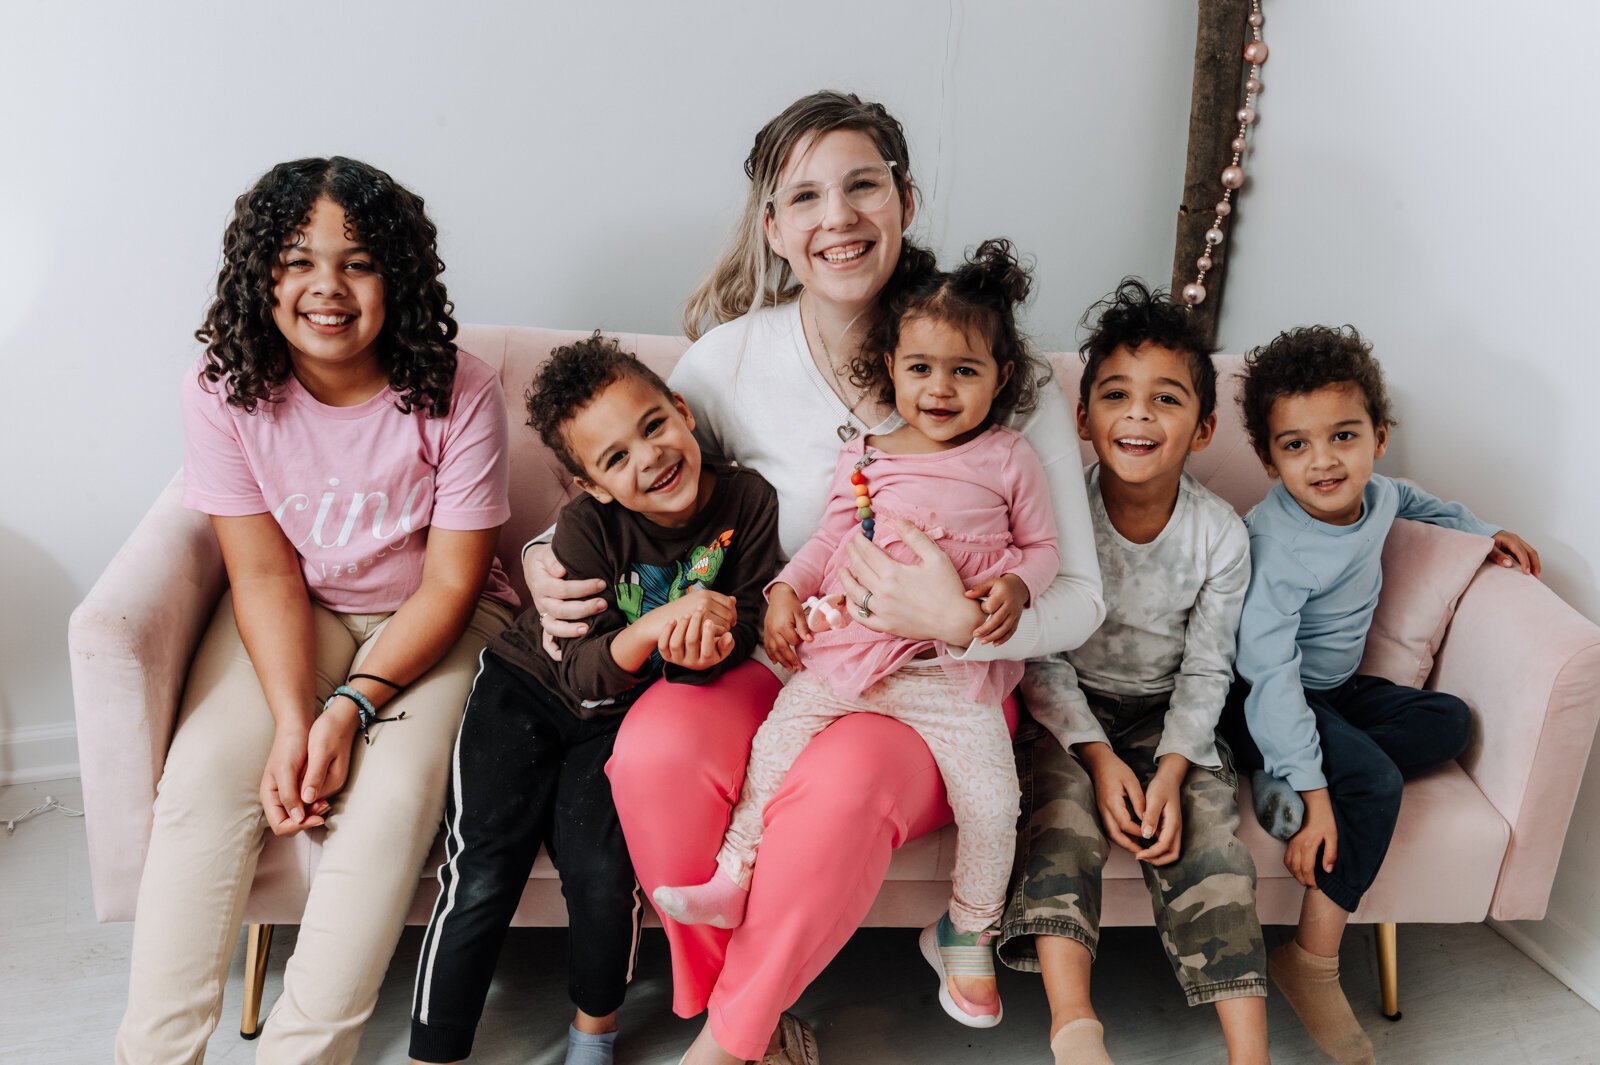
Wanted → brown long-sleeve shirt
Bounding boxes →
[491,464,780,717]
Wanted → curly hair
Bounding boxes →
[851,238,1049,424]
[196,157,459,416]
[1078,278,1217,421]
[526,331,675,478]
[1237,325,1395,457]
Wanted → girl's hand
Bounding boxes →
[525,542,608,658]
[300,700,360,810]
[965,574,1028,645]
[1285,789,1337,887]
[1490,530,1541,576]
[659,610,735,671]
[1078,743,1146,855]
[260,726,325,836]
[763,584,812,672]
[1134,755,1188,866]
[837,521,984,646]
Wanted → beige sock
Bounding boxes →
[1050,1018,1114,1065]
[1269,941,1375,1065]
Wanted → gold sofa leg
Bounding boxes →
[1376,921,1401,1021]
[241,923,274,1040]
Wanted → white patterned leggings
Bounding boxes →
[717,661,1021,933]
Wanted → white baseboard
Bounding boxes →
[0,723,80,786]
[1491,914,1600,1011]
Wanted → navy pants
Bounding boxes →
[1223,674,1472,912]
[410,653,642,1063]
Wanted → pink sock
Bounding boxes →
[652,870,749,929]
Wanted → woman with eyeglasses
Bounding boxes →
[524,90,1103,1065]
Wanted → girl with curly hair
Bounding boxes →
[117,157,519,1064]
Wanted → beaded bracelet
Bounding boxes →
[324,684,407,744]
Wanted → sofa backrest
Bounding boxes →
[457,324,1273,607]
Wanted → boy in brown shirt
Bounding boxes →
[409,333,778,1065]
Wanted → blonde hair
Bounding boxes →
[683,91,918,340]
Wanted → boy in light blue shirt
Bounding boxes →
[1224,325,1538,1065]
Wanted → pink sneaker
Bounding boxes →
[918,913,1002,1028]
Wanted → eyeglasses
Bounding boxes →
[767,161,899,227]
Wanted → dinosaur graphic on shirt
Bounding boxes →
[614,528,736,626]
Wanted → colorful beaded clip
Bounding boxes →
[851,450,877,540]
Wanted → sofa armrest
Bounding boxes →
[68,472,225,921]
[1431,563,1600,921]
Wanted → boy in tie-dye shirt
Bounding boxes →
[1000,281,1268,1065]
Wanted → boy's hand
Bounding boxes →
[1490,530,1541,577]
[647,585,737,637]
[659,610,735,671]
[1135,754,1189,866]
[1078,742,1146,854]
[966,573,1028,645]
[1285,788,1337,887]
[763,583,811,671]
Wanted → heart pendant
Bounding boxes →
[837,423,859,443]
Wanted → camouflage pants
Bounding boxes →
[998,688,1266,1006]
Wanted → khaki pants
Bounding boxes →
[116,590,512,1065]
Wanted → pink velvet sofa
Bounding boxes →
[70,325,1600,1035]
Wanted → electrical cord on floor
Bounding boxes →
[3,795,84,833]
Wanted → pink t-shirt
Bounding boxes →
[181,351,518,614]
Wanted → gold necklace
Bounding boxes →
[809,300,870,443]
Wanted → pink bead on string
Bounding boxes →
[1183,0,1269,307]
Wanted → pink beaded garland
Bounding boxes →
[1185,0,1269,313]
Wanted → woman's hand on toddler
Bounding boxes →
[1078,742,1147,855]
[1489,530,1541,576]
[965,573,1028,645]
[260,724,329,836]
[1285,788,1338,888]
[1134,755,1188,866]
[763,583,813,671]
[839,521,985,646]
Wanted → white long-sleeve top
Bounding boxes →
[668,301,1103,660]
[1020,465,1250,769]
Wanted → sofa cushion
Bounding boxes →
[1359,519,1493,688]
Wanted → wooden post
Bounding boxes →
[1172,0,1253,348]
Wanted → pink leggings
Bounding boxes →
[606,660,1017,1060]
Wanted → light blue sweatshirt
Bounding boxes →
[1236,473,1496,791]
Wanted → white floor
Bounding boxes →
[5,776,1600,1064]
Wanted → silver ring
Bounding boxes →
[857,591,874,619]
[538,611,550,623]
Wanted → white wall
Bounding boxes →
[0,1,1199,784]
[1213,1,1600,1005]
[4,0,1599,999]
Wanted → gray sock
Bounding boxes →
[1252,770,1304,840]
[565,1025,617,1065]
